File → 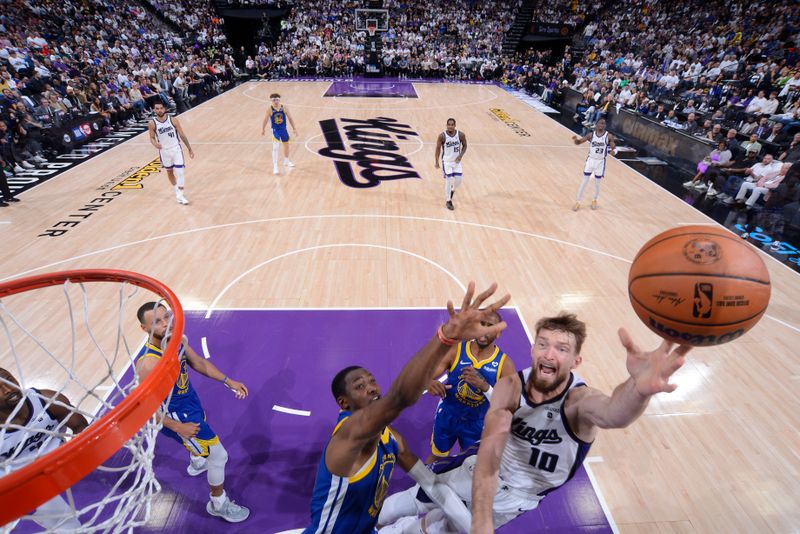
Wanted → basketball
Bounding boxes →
[628,225,771,347]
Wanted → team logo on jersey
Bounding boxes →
[511,418,563,445]
[317,117,422,188]
[368,452,396,517]
[456,379,486,407]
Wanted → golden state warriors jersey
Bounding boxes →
[271,105,288,133]
[304,411,399,534]
[135,340,198,412]
[440,341,507,420]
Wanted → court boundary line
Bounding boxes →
[584,457,621,534]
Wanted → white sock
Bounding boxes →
[593,178,601,200]
[444,177,454,201]
[210,490,227,508]
[272,143,280,166]
[174,168,185,188]
[576,175,591,201]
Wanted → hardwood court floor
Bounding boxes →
[1,81,799,533]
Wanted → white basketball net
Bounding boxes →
[0,278,175,533]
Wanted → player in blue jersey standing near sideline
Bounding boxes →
[426,310,516,462]
[303,282,510,534]
[261,93,298,176]
[135,302,250,523]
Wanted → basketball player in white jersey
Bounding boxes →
[1,367,89,531]
[148,102,195,205]
[435,118,468,210]
[572,118,617,211]
[378,314,690,533]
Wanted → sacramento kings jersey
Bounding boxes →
[135,339,197,413]
[304,411,399,534]
[440,341,507,420]
[587,131,609,160]
[442,130,461,163]
[153,115,180,149]
[498,369,592,499]
[0,389,62,474]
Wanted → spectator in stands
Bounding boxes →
[725,129,740,152]
[684,140,732,190]
[729,158,790,208]
[765,123,790,146]
[741,133,763,156]
[780,133,800,162]
[706,124,724,143]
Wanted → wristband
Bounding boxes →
[437,325,457,346]
[484,385,494,399]
[222,376,229,385]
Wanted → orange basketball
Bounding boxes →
[628,225,771,347]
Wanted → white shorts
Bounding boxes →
[159,145,185,169]
[380,453,540,532]
[583,157,606,178]
[442,161,463,178]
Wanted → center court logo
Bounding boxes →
[317,117,422,188]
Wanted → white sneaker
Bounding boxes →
[284,159,295,167]
[187,457,208,476]
[706,186,718,197]
[694,182,708,191]
[207,497,250,523]
[770,241,781,251]
[682,180,695,188]
[273,164,279,175]
[33,155,47,163]
[14,164,25,173]
[21,161,35,169]
[176,192,189,205]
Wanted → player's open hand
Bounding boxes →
[619,328,691,396]
[428,379,450,398]
[443,282,510,342]
[176,421,200,439]
[461,366,489,392]
[225,378,249,399]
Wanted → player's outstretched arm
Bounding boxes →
[470,374,520,533]
[185,345,248,399]
[328,282,510,475]
[572,133,591,145]
[570,329,691,435]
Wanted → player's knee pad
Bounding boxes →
[174,167,185,187]
[206,442,228,486]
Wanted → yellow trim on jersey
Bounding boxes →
[380,427,393,445]
[430,433,451,457]
[496,353,507,377]
[332,415,349,436]
[349,449,377,483]
[448,343,463,373]
[272,136,288,144]
[466,341,500,369]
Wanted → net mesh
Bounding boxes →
[0,275,179,533]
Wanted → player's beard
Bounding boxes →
[529,365,570,394]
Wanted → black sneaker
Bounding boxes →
[6,197,19,202]
[0,201,8,207]
[446,200,454,210]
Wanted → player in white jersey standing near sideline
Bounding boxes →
[571,117,617,211]
[1,367,89,531]
[148,102,195,205]
[435,118,468,210]
[378,313,690,533]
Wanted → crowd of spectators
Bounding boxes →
[559,0,800,217]
[530,0,600,27]
[0,0,240,186]
[243,0,518,80]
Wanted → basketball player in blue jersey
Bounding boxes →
[134,302,251,523]
[261,93,298,175]
[572,118,617,211]
[148,102,195,205]
[426,311,516,462]
[435,118,468,210]
[380,314,691,533]
[304,282,510,534]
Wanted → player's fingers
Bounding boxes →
[664,382,679,393]
[484,293,511,313]
[485,321,508,337]
[669,355,686,374]
[673,344,692,358]
[617,328,638,353]
[460,281,476,311]
[658,337,675,354]
[471,282,498,308]
[446,300,455,317]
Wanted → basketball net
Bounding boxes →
[0,270,182,533]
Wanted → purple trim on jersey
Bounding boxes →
[518,371,576,409]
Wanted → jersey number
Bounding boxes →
[168,132,175,138]
[528,447,559,473]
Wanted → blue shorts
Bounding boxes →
[161,396,220,457]
[431,405,483,457]
[272,129,290,143]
